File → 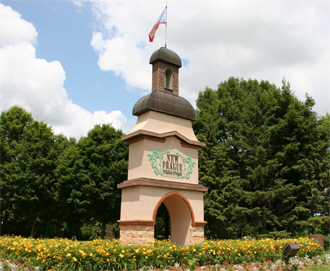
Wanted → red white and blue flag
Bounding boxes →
[148,7,166,42]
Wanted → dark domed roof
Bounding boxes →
[149,47,182,67]
[133,90,196,121]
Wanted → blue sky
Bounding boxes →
[1,0,329,139]
[14,0,140,116]
[1,0,141,125]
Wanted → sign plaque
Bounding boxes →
[148,149,195,179]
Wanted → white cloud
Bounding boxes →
[0,4,37,47]
[91,32,150,90]
[89,0,167,91]
[0,3,133,139]
[88,0,330,116]
[1,0,328,142]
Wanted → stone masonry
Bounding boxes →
[190,225,205,244]
[120,224,155,245]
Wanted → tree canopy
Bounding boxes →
[56,124,128,239]
[1,77,328,239]
[193,77,329,238]
[0,106,128,238]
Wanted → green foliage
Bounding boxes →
[154,203,170,240]
[54,124,128,239]
[77,124,128,238]
[0,236,325,270]
[305,265,330,271]
[194,77,329,238]
[1,76,328,240]
[81,222,119,240]
[0,106,59,237]
[1,106,128,239]
[257,230,291,239]
[324,235,330,250]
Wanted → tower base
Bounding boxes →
[119,221,154,245]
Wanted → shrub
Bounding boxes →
[324,235,330,250]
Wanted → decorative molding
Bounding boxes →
[122,130,206,148]
[193,221,208,226]
[181,142,199,149]
[126,135,165,145]
[118,220,154,226]
[117,177,208,192]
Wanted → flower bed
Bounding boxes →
[0,236,325,270]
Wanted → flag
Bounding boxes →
[148,7,166,42]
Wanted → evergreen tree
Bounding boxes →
[194,77,329,238]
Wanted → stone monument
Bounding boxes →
[117,47,207,245]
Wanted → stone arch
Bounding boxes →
[152,192,194,245]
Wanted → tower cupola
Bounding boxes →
[150,47,182,95]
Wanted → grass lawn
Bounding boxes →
[305,265,330,271]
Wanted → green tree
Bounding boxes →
[194,77,329,238]
[295,113,330,234]
[57,124,128,239]
[54,135,84,238]
[79,124,128,239]
[0,106,33,235]
[1,107,130,239]
[0,106,58,237]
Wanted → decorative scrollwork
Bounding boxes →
[148,149,195,179]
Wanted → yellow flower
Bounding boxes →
[119,254,124,258]
[72,257,77,262]
[66,253,71,257]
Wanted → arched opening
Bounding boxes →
[153,192,194,245]
[165,69,173,89]
[154,203,170,240]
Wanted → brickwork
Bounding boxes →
[190,225,205,244]
[120,224,155,245]
[152,60,179,95]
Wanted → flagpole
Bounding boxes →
[165,2,167,48]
